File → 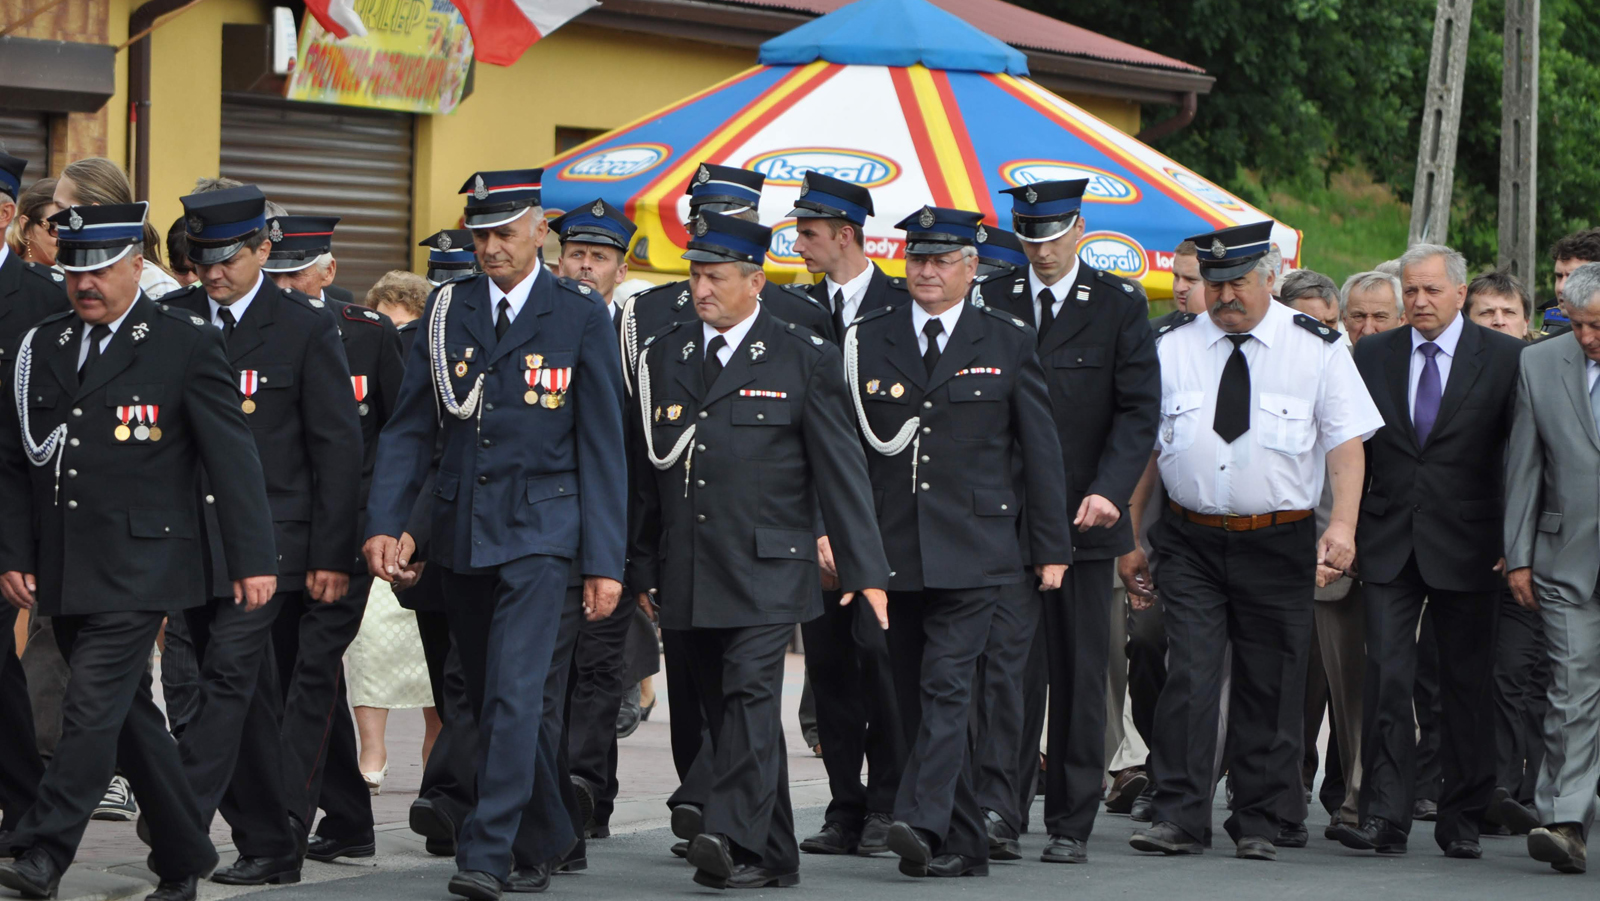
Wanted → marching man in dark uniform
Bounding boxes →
[549,199,638,837]
[850,206,1071,878]
[788,171,908,857]
[0,150,66,840]
[364,169,628,901]
[978,178,1161,863]
[974,226,1029,281]
[262,213,405,863]
[1128,222,1381,861]
[421,229,479,288]
[163,185,363,886]
[628,212,889,889]
[0,201,277,901]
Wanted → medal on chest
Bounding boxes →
[239,370,259,414]
[537,367,571,409]
[351,375,369,416]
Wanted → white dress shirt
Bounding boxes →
[209,272,264,330]
[1406,312,1464,419]
[911,300,964,355]
[1587,357,1599,394]
[702,302,761,366]
[76,304,137,369]
[1153,298,1384,515]
[824,262,875,325]
[488,264,541,323]
[1028,257,1081,327]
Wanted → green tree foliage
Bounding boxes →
[1021,0,1600,290]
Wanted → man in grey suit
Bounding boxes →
[1505,261,1600,875]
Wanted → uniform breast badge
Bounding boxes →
[238,370,259,414]
[666,404,683,421]
[889,382,905,398]
[866,379,881,395]
[455,360,469,378]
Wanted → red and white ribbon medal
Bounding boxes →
[351,375,370,416]
[143,405,162,442]
[239,370,260,413]
[114,406,133,442]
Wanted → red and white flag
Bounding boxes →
[449,0,598,66]
[303,0,368,39]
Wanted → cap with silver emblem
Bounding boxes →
[458,169,543,229]
[1185,221,1276,283]
[1000,178,1087,243]
[49,202,149,272]
[682,211,771,265]
[418,230,477,285]
[549,198,638,252]
[786,171,874,227]
[180,185,269,265]
[685,163,764,216]
[894,206,985,256]
[262,215,339,273]
[975,226,1029,278]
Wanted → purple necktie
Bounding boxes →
[1414,342,1442,445]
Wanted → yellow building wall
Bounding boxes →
[0,0,126,169]
[1064,92,1139,135]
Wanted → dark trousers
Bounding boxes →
[8,612,216,879]
[1359,555,1497,848]
[662,627,707,786]
[160,612,201,736]
[1042,559,1115,839]
[181,592,295,858]
[887,586,998,861]
[565,597,632,829]
[440,555,572,879]
[416,607,477,832]
[547,585,587,865]
[1493,590,1549,803]
[273,577,371,840]
[973,580,1041,833]
[801,590,904,830]
[1126,596,1167,763]
[20,614,67,757]
[1016,624,1048,831]
[1147,511,1315,844]
[1412,607,1443,803]
[681,623,798,872]
[0,607,42,831]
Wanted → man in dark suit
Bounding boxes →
[1334,243,1524,859]
[365,169,627,901]
[853,206,1071,878]
[0,201,276,901]
[0,151,66,840]
[977,180,1160,863]
[787,172,908,856]
[628,212,889,889]
[163,185,363,886]
[262,213,405,862]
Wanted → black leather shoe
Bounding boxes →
[1324,815,1343,841]
[924,854,988,877]
[1275,822,1308,848]
[886,822,934,876]
[506,863,550,893]
[1412,799,1438,821]
[306,834,376,862]
[1129,790,1155,823]
[211,856,301,886]
[859,813,892,855]
[719,865,800,888]
[670,841,689,859]
[288,814,308,862]
[984,810,1021,861]
[687,834,734,882]
[1236,836,1277,861]
[1444,840,1481,860]
[1041,835,1087,864]
[670,804,703,841]
[1332,816,1408,855]
[448,869,505,901]
[145,875,198,901]
[570,776,596,834]
[0,849,62,899]
[411,799,457,856]
[1128,821,1203,855]
[1104,769,1148,815]
[1488,788,1540,834]
[799,821,859,855]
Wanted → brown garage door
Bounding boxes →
[0,110,50,194]
[219,95,413,299]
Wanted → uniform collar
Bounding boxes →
[0,242,10,271]
[208,271,264,326]
[701,301,761,355]
[1410,311,1464,356]
[1027,257,1081,304]
[487,264,541,319]
[824,261,874,307]
[1198,295,1288,349]
[911,298,966,337]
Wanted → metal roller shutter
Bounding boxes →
[219,96,413,299]
[0,110,51,193]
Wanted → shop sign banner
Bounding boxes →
[287,1,474,114]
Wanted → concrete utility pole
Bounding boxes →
[1408,0,1473,247]
[1496,0,1538,282]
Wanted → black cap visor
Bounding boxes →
[1011,212,1078,243]
[786,200,850,221]
[687,198,753,216]
[262,251,320,274]
[904,235,970,256]
[57,242,138,273]
[187,237,251,266]
[682,244,754,265]
[463,203,533,230]
[975,260,1018,280]
[1198,252,1267,283]
[560,227,628,251]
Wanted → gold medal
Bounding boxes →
[541,392,565,409]
[866,379,881,394]
[148,427,162,442]
[525,389,539,405]
[666,404,683,421]
[889,382,905,398]
[114,424,131,442]
[133,424,150,441]
[654,406,662,422]
[454,361,468,378]
[241,398,256,414]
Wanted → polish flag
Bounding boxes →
[304,0,368,39]
[449,0,599,66]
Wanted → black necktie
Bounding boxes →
[78,323,110,380]
[832,288,847,340]
[217,307,237,343]
[1213,334,1252,443]
[703,334,726,389]
[495,299,512,340]
[922,318,944,376]
[1037,289,1055,345]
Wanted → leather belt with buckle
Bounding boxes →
[1169,500,1314,532]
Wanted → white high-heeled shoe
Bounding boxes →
[362,763,388,796]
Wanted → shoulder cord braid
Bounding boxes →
[634,344,698,497]
[619,293,639,396]
[428,283,486,431]
[843,321,921,493]
[14,327,67,503]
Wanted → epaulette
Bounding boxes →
[279,287,331,315]
[556,276,599,300]
[888,276,906,289]
[23,261,64,285]
[35,309,75,327]
[848,303,899,328]
[780,320,829,349]
[1293,312,1341,343]
[1096,270,1141,297]
[976,304,1029,330]
[155,304,209,328]
[640,320,684,349]
[635,280,691,310]
[341,303,387,325]
[1155,312,1198,338]
[777,283,823,307]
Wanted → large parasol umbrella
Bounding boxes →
[540,0,1299,297]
